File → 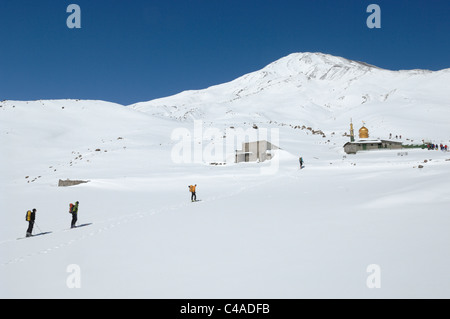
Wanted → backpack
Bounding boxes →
[69,203,74,214]
[26,210,32,221]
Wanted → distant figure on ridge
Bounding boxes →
[299,157,304,169]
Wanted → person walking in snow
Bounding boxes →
[299,157,304,169]
[70,201,79,228]
[188,185,197,202]
[25,208,36,237]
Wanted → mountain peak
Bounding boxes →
[260,52,380,81]
[129,51,450,138]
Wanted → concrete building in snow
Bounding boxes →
[235,140,279,163]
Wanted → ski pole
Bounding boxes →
[34,222,43,233]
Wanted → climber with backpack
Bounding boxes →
[188,184,197,202]
[25,208,36,237]
[69,201,79,228]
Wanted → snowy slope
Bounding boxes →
[1,53,450,298]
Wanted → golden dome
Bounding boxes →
[359,126,369,139]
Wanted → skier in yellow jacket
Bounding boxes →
[25,208,36,237]
[188,184,197,202]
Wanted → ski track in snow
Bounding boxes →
[2,154,448,267]
[0,171,285,267]
[1,209,159,267]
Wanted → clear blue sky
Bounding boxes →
[1,0,449,105]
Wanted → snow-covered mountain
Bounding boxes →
[1,52,450,299]
[130,52,450,141]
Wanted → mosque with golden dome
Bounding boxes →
[344,120,402,154]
